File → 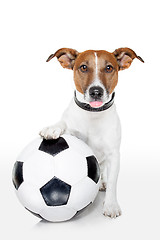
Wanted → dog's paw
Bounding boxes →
[39,125,64,140]
[103,201,122,218]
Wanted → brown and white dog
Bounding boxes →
[40,48,144,218]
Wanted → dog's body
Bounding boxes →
[40,48,144,218]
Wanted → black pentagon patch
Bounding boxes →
[40,177,71,206]
[12,161,24,190]
[86,155,100,183]
[39,137,69,157]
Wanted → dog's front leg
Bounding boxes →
[103,150,122,218]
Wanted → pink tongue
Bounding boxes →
[89,101,103,108]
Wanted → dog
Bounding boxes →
[39,47,144,218]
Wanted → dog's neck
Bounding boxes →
[74,90,115,112]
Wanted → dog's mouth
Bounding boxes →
[89,101,103,108]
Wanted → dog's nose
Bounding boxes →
[89,86,104,99]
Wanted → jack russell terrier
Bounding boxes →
[40,48,144,218]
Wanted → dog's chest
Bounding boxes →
[63,99,121,162]
[85,114,118,161]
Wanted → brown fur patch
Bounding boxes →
[46,48,79,69]
[73,50,96,94]
[113,47,144,70]
[73,50,119,94]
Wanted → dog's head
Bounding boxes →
[46,48,144,107]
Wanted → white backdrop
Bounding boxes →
[0,0,160,239]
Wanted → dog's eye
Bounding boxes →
[105,65,113,73]
[80,65,88,72]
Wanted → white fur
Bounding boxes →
[40,97,122,218]
[40,52,122,218]
[94,52,98,76]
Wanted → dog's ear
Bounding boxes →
[46,48,79,70]
[113,48,144,70]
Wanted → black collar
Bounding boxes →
[74,91,115,112]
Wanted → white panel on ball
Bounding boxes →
[67,177,100,211]
[40,205,76,222]
[62,134,94,157]
[17,182,45,214]
[23,151,55,188]
[54,148,88,185]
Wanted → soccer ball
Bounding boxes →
[12,134,100,222]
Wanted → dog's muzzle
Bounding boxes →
[88,86,104,107]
